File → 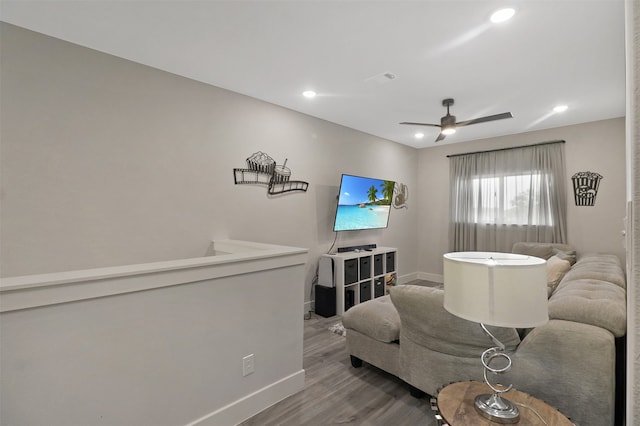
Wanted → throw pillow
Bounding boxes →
[512,242,553,260]
[553,249,577,266]
[546,255,572,296]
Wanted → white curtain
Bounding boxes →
[449,142,567,252]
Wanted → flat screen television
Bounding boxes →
[333,174,395,232]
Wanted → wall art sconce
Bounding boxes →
[392,182,409,209]
[234,151,309,195]
[571,171,603,206]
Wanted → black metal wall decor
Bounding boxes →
[233,151,309,195]
[571,171,603,206]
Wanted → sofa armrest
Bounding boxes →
[342,295,400,343]
[513,319,615,371]
[510,319,616,426]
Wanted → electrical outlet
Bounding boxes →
[242,354,255,376]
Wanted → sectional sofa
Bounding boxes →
[342,243,627,426]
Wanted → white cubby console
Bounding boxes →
[318,247,398,315]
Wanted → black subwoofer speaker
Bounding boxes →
[315,285,336,317]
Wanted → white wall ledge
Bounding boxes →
[0,240,307,312]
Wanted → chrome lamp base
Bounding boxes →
[475,323,520,423]
[474,392,520,423]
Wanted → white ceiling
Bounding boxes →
[0,0,626,148]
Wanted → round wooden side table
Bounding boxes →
[435,381,574,425]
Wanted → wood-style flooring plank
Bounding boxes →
[239,312,437,426]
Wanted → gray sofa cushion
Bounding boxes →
[342,295,400,343]
[390,285,521,358]
[511,242,575,262]
[512,242,554,259]
[549,278,627,337]
[562,254,626,289]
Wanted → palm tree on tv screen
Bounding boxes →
[381,181,395,205]
[367,185,378,204]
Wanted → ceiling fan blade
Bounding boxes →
[435,132,446,142]
[456,112,513,127]
[399,121,441,128]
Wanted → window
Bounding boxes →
[449,142,567,252]
[470,173,553,225]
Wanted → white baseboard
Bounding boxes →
[395,271,444,284]
[398,272,419,284]
[398,272,426,284]
[186,369,305,426]
[415,271,444,283]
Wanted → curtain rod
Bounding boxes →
[446,140,565,158]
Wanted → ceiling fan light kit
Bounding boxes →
[400,97,513,143]
[441,100,457,135]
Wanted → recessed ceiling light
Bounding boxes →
[553,105,568,113]
[414,132,425,139]
[302,90,316,99]
[490,8,515,23]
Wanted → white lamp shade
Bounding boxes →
[443,252,548,328]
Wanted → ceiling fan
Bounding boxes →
[400,98,513,142]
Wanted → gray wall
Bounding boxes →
[417,117,627,277]
[0,19,632,425]
[0,23,419,304]
[0,23,627,291]
[1,255,307,426]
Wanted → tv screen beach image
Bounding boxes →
[334,175,395,231]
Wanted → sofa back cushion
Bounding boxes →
[512,242,575,261]
[549,254,627,337]
[561,253,626,289]
[512,242,554,259]
[389,285,521,358]
[549,279,627,337]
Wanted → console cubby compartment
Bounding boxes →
[374,277,385,298]
[344,259,358,284]
[374,254,383,276]
[319,247,398,315]
[360,281,372,303]
[345,287,356,311]
[359,256,371,280]
[385,272,398,295]
[385,252,395,273]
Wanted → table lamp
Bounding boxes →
[443,252,548,423]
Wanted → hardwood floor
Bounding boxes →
[239,311,437,426]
